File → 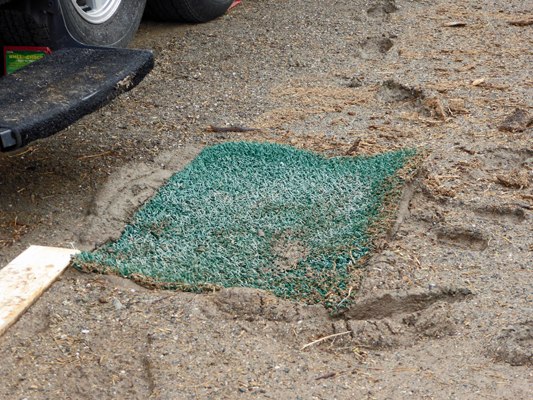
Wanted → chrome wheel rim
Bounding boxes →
[70,0,122,24]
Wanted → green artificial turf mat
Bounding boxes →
[73,141,421,311]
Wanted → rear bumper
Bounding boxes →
[0,47,153,151]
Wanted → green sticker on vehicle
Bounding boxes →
[4,47,51,75]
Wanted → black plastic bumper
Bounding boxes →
[0,0,154,152]
[0,47,153,151]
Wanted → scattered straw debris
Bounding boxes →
[425,81,463,93]
[345,137,387,156]
[258,80,376,129]
[77,151,116,161]
[301,331,352,350]
[507,16,533,26]
[448,98,468,115]
[423,175,457,199]
[0,218,31,249]
[495,169,531,189]
[476,82,510,91]
[206,126,258,133]
[456,64,476,72]
[284,132,351,153]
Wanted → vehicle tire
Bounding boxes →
[0,10,50,47]
[144,0,234,23]
[59,0,147,47]
[0,1,146,49]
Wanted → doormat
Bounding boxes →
[72,141,422,311]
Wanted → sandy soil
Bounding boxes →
[1,0,533,398]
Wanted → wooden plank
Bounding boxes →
[0,245,80,337]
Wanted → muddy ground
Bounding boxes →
[1,0,533,398]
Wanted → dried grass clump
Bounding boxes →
[495,169,531,189]
[345,137,386,156]
[422,97,446,120]
[507,17,533,27]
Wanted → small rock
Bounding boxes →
[347,77,363,88]
[377,79,423,103]
[257,229,265,238]
[498,108,533,133]
[112,298,124,310]
[288,59,308,67]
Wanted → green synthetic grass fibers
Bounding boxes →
[73,142,420,310]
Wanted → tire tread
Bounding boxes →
[145,0,233,23]
[0,10,49,47]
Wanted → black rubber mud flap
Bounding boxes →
[0,47,154,151]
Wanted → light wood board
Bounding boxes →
[0,245,80,337]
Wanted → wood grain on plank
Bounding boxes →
[0,246,79,337]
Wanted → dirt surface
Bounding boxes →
[1,0,533,398]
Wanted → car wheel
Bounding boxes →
[144,0,234,23]
[59,0,147,47]
[0,0,146,49]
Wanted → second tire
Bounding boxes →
[144,0,234,23]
